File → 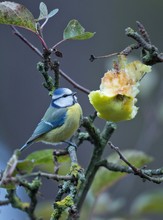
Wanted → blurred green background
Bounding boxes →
[1,0,163,219]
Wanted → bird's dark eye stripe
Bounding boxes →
[62,93,73,98]
[53,93,72,101]
[62,94,68,97]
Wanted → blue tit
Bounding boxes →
[20,88,82,151]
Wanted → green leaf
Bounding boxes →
[80,150,152,219]
[71,32,95,40]
[91,150,153,196]
[38,2,48,20]
[63,19,95,40]
[17,149,71,175]
[131,190,163,214]
[0,1,36,32]
[47,9,59,19]
[37,2,58,21]
[16,160,34,174]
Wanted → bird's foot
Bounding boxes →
[63,140,77,149]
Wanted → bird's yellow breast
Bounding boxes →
[40,103,82,144]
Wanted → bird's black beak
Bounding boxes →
[72,92,77,96]
[72,92,77,103]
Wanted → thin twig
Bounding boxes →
[48,61,90,94]
[22,172,74,181]
[136,21,151,44]
[36,33,49,50]
[98,159,163,184]
[51,38,67,51]
[53,154,60,175]
[108,142,162,184]
[11,26,90,95]
[53,149,68,174]
[89,52,118,62]
[97,159,163,176]
[121,43,141,56]
[11,26,43,58]
[125,22,163,65]
[109,142,141,174]
[2,172,74,186]
[59,68,90,94]
[53,149,69,156]
[109,142,149,178]
[125,27,154,52]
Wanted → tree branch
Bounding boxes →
[11,26,90,95]
[125,21,163,65]
[11,26,43,58]
[76,120,116,211]
[108,142,163,184]
[59,68,90,94]
[2,172,74,186]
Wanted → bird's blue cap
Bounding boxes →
[52,88,73,100]
[53,88,72,95]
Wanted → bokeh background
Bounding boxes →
[1,0,163,219]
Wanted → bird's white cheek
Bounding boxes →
[54,96,74,107]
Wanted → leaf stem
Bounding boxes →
[36,32,49,50]
[40,17,49,30]
[51,39,67,51]
[11,26,90,95]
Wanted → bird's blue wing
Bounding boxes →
[26,106,67,144]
